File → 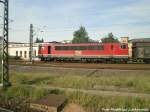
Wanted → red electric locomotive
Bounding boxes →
[38,42,129,63]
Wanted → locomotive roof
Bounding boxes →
[41,42,123,46]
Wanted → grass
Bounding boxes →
[66,91,150,112]
[0,85,150,112]
[1,65,150,111]
[10,70,150,94]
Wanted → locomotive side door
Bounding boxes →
[111,44,114,58]
[48,46,51,54]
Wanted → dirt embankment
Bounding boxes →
[64,103,85,112]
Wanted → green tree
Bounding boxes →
[35,37,44,43]
[41,38,44,43]
[101,32,119,43]
[72,26,90,43]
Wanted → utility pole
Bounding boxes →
[0,0,11,87]
[29,24,33,63]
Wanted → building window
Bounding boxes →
[20,51,22,57]
[121,44,126,49]
[16,51,18,56]
[24,51,27,58]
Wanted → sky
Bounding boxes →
[0,0,150,42]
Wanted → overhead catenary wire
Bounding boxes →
[8,26,150,35]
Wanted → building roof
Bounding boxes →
[9,42,28,44]
[130,38,150,42]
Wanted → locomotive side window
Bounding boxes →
[69,46,74,50]
[80,46,87,50]
[97,46,104,50]
[55,46,59,50]
[121,44,126,49]
[55,46,62,50]
[87,46,93,50]
[55,45,104,50]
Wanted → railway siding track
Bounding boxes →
[10,62,150,70]
[18,84,150,98]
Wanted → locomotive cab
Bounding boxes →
[38,44,52,61]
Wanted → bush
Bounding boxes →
[0,86,64,112]
[0,93,30,112]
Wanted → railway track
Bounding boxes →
[14,84,150,98]
[9,61,150,70]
